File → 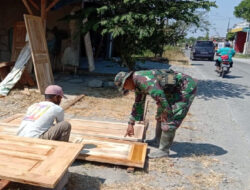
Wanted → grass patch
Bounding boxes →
[234,54,250,59]
[134,46,189,65]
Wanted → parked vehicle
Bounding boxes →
[218,55,231,78]
[190,40,215,61]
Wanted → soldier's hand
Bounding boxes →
[125,124,134,137]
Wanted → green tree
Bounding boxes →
[97,0,216,69]
[234,0,250,21]
[64,0,216,70]
[226,32,236,41]
[204,31,209,40]
[145,21,187,57]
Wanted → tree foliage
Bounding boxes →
[234,0,250,22]
[226,32,236,41]
[96,0,216,69]
[63,0,216,70]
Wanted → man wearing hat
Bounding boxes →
[17,85,71,142]
[114,69,197,158]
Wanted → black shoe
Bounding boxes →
[145,139,160,147]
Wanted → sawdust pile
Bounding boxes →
[0,89,43,118]
[149,158,182,176]
[67,88,135,121]
[187,171,224,189]
[101,174,161,190]
[188,155,220,168]
[186,155,223,189]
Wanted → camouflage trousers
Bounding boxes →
[158,77,197,151]
[164,76,197,130]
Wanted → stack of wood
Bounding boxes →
[0,95,149,189]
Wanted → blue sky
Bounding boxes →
[188,0,244,38]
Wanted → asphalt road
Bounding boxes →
[174,51,250,189]
[191,55,250,137]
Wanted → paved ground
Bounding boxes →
[233,57,250,65]
[172,53,250,189]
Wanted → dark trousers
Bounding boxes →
[39,121,71,142]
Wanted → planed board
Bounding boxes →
[0,114,146,141]
[74,136,147,168]
[0,134,82,188]
[24,15,54,94]
[0,115,148,168]
[11,22,27,62]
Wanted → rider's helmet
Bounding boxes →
[225,42,231,47]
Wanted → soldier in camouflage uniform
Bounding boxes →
[114,69,197,158]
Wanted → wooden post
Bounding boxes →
[41,0,47,21]
[83,19,95,72]
[46,0,60,12]
[82,2,95,72]
[28,0,40,11]
[22,0,34,15]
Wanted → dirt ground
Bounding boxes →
[0,70,235,190]
[1,51,245,189]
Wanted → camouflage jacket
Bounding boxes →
[129,69,196,123]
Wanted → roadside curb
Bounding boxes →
[233,58,250,65]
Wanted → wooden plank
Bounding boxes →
[0,114,145,141]
[0,115,147,168]
[24,15,54,94]
[0,179,10,189]
[28,0,40,11]
[61,95,85,111]
[46,0,60,12]
[8,21,35,88]
[11,22,27,62]
[22,0,34,15]
[41,0,47,20]
[0,134,82,188]
[0,62,15,69]
[75,136,147,168]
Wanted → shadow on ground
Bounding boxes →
[223,75,243,79]
[67,173,105,190]
[191,63,204,66]
[170,142,227,158]
[197,79,250,100]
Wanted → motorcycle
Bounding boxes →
[218,55,231,78]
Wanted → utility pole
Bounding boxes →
[227,18,231,32]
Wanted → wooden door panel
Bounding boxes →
[0,115,147,168]
[24,15,54,93]
[11,22,27,62]
[0,114,146,141]
[0,135,82,188]
[76,136,147,168]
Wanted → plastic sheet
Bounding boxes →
[0,44,31,96]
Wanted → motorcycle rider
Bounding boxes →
[215,42,235,72]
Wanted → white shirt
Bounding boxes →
[17,101,64,138]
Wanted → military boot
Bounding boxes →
[148,128,176,159]
[145,121,162,147]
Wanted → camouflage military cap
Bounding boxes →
[114,71,133,91]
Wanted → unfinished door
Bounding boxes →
[0,114,146,141]
[24,14,54,93]
[0,114,148,168]
[75,136,147,168]
[11,22,27,62]
[0,134,82,188]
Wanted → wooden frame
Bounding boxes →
[0,114,148,168]
[0,114,146,142]
[24,14,54,93]
[0,134,82,188]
